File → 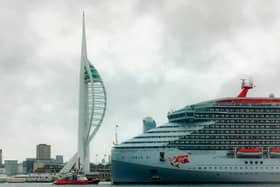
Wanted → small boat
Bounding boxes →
[53,175,99,185]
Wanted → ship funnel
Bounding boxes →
[238,78,255,98]
[143,117,156,133]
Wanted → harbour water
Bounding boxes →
[2,182,280,187]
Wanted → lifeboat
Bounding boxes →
[237,148,262,158]
[270,148,280,158]
[53,175,100,185]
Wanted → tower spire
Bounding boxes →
[81,11,87,59]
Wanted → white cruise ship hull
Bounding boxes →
[112,148,280,183]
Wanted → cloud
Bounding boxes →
[1,0,280,163]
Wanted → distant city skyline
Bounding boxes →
[0,145,109,164]
[2,0,280,162]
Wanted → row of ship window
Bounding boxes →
[201,107,280,113]
[169,108,280,119]
[116,146,167,149]
[116,145,280,150]
[123,141,169,144]
[158,126,180,128]
[205,130,278,134]
[170,119,280,124]
[192,166,280,171]
[121,155,151,160]
[136,136,179,139]
[185,135,280,139]
[177,146,274,150]
[120,139,280,145]
[215,119,280,123]
[245,161,263,164]
[147,130,189,133]
[173,140,280,145]
[193,130,280,134]
[208,124,280,129]
[195,114,280,118]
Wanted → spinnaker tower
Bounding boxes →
[59,12,107,175]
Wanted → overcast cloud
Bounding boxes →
[1,0,280,163]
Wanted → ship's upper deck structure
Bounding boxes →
[114,79,280,153]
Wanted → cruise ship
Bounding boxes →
[111,79,280,183]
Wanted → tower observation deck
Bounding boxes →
[59,13,107,175]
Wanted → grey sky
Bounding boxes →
[1,0,280,163]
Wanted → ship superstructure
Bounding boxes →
[112,80,280,183]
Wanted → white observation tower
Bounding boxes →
[59,13,107,175]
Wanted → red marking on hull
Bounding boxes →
[175,155,189,163]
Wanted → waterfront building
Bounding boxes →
[23,158,35,174]
[143,117,156,133]
[108,154,112,164]
[5,160,18,176]
[0,149,2,167]
[33,159,63,173]
[36,144,51,160]
[33,162,44,173]
[55,155,63,164]
[0,168,5,174]
[90,163,111,181]
[17,163,23,174]
[59,13,107,175]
